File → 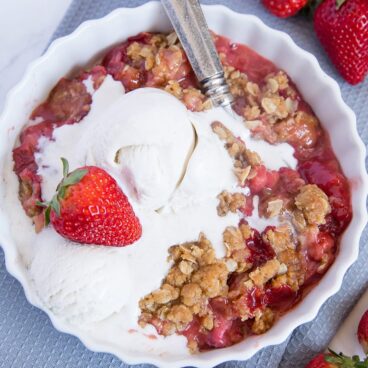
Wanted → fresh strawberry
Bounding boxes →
[314,0,368,85]
[262,0,308,18]
[305,353,337,368]
[306,350,368,368]
[306,353,336,368]
[38,158,141,246]
[358,309,368,354]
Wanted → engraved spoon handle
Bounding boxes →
[161,0,233,107]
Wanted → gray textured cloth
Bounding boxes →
[1,0,367,367]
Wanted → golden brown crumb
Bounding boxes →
[192,263,229,298]
[252,308,275,334]
[265,71,289,90]
[211,121,263,186]
[217,191,247,216]
[261,96,289,120]
[263,225,294,254]
[164,80,183,99]
[223,225,253,272]
[202,314,214,330]
[244,106,261,121]
[181,283,202,307]
[272,248,305,290]
[167,304,193,330]
[165,266,189,287]
[295,184,331,225]
[292,209,308,232]
[249,259,282,287]
[223,226,245,255]
[266,198,284,218]
[275,112,319,148]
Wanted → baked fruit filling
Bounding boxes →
[12,31,352,352]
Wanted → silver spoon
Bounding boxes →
[161,0,234,110]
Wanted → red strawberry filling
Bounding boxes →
[244,226,276,267]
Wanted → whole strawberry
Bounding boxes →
[358,309,368,354]
[262,0,308,18]
[38,158,142,246]
[306,350,368,368]
[314,0,368,85]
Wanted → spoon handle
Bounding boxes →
[161,0,233,107]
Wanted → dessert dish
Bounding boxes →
[0,4,366,367]
[9,29,352,353]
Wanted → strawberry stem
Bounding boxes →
[336,0,347,10]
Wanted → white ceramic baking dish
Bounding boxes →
[0,2,366,367]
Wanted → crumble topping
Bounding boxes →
[295,184,331,225]
[139,234,230,338]
[211,121,261,186]
[223,224,252,273]
[249,259,284,287]
[222,66,323,150]
[263,225,295,254]
[138,218,307,352]
[274,111,319,148]
[125,32,211,112]
[266,198,284,218]
[251,307,275,335]
[265,226,303,289]
[217,191,247,217]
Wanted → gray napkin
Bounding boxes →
[1,0,367,367]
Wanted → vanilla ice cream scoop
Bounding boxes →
[90,87,195,210]
[36,80,195,210]
[29,229,131,324]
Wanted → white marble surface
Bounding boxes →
[0,0,72,112]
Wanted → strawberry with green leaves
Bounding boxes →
[38,158,142,246]
[307,350,368,368]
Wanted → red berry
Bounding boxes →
[262,0,308,18]
[358,309,368,354]
[306,350,368,367]
[43,159,141,246]
[306,353,336,368]
[314,0,368,85]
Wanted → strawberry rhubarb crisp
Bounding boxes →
[10,32,351,354]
